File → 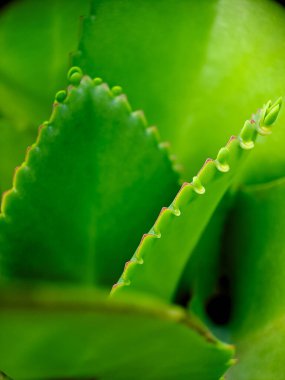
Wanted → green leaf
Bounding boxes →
[72,0,218,179]
[73,0,285,184]
[111,102,281,302]
[0,69,178,286]
[225,178,285,379]
[0,286,234,380]
[177,0,285,183]
[0,0,90,128]
[0,118,36,196]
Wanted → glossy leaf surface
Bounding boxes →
[74,0,285,183]
[112,101,282,302]
[0,72,178,286]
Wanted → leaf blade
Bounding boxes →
[0,285,234,380]
[226,178,285,379]
[112,102,282,302]
[0,71,179,286]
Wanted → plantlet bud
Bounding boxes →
[258,97,282,134]
[93,77,103,85]
[216,147,230,172]
[146,126,160,141]
[55,90,67,103]
[132,110,147,126]
[264,104,281,126]
[67,66,83,86]
[239,120,256,150]
[111,85,123,96]
[192,176,205,194]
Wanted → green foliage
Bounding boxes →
[0,68,178,286]
[227,178,285,379]
[0,0,284,379]
[0,286,233,380]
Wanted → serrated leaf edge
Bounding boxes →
[0,69,181,218]
[111,99,282,297]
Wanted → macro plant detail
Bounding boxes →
[0,0,285,380]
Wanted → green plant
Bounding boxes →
[0,0,285,379]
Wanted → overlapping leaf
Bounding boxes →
[0,69,178,286]
[72,0,218,183]
[73,0,285,183]
[0,0,90,128]
[112,100,282,302]
[0,286,234,380]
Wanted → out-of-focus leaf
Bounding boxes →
[73,0,285,183]
[226,178,285,379]
[0,285,234,380]
[72,0,217,179]
[0,0,90,128]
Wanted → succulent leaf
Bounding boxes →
[0,71,178,286]
[0,286,234,380]
[111,102,281,302]
[225,177,285,379]
[73,0,285,184]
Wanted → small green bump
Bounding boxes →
[93,77,103,86]
[146,126,160,141]
[69,72,83,86]
[151,227,162,238]
[216,147,230,172]
[227,358,238,366]
[67,67,83,86]
[169,205,181,216]
[113,94,132,113]
[67,66,82,80]
[55,90,67,103]
[132,110,147,126]
[159,142,171,155]
[135,257,144,265]
[239,120,256,150]
[120,277,131,286]
[111,85,123,96]
[192,176,205,194]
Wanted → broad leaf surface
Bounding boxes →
[0,0,90,128]
[226,178,285,379]
[73,0,217,181]
[0,286,234,380]
[74,0,285,183]
[0,73,178,286]
[112,103,281,302]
